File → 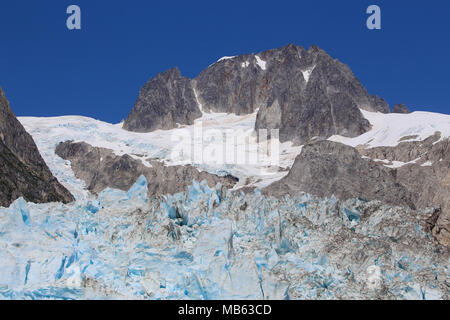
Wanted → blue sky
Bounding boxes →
[0,0,449,123]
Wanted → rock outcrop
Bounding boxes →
[265,140,415,209]
[195,53,266,115]
[123,67,202,132]
[392,103,411,114]
[0,88,74,207]
[55,141,238,196]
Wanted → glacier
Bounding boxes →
[0,176,447,300]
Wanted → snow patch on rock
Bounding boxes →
[255,55,267,71]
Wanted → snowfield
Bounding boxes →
[18,109,449,200]
[19,112,302,200]
[329,110,450,148]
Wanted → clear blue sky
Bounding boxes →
[1,0,449,123]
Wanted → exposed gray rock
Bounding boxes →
[123,67,202,132]
[55,141,238,196]
[392,103,411,114]
[0,88,74,207]
[196,44,388,144]
[359,132,442,163]
[195,53,266,115]
[433,209,450,247]
[264,140,415,209]
[359,133,450,246]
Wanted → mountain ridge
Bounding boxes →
[0,87,74,207]
[123,43,390,144]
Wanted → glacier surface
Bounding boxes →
[0,176,448,300]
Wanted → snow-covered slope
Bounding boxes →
[329,110,450,148]
[19,112,302,199]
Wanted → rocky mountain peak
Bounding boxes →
[123,66,202,132]
[159,66,182,80]
[123,44,390,144]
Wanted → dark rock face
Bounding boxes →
[0,88,74,207]
[264,140,415,209]
[55,141,238,196]
[196,44,388,144]
[392,104,411,114]
[123,67,202,132]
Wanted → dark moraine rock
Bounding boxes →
[0,88,74,207]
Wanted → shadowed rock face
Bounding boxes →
[123,67,202,132]
[392,104,411,114]
[0,88,74,207]
[264,140,415,209]
[55,141,238,197]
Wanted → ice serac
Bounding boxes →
[196,44,389,144]
[0,88,74,207]
[265,140,415,209]
[55,141,238,196]
[123,67,202,132]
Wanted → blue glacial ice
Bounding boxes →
[0,176,448,300]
